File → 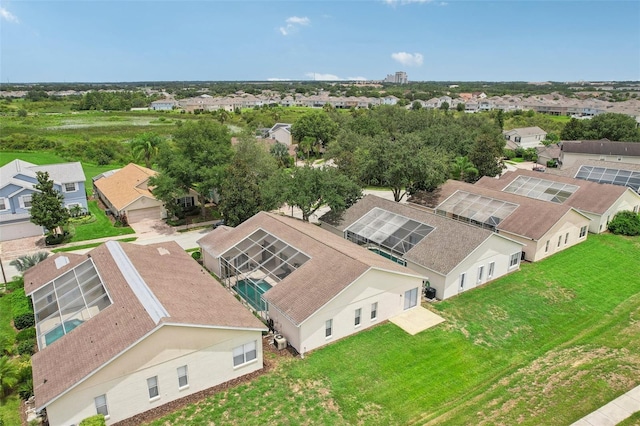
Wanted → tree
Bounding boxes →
[560,118,586,140]
[9,252,49,273]
[607,211,640,236]
[148,173,183,219]
[584,113,640,141]
[130,132,165,169]
[219,136,280,227]
[0,356,18,401]
[291,110,339,155]
[450,156,478,182]
[411,101,422,110]
[30,172,70,237]
[155,120,234,218]
[495,109,504,130]
[439,101,450,112]
[469,130,505,179]
[270,142,291,168]
[456,102,465,112]
[279,165,362,221]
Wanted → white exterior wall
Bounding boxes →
[272,268,424,355]
[271,127,292,146]
[560,152,640,168]
[202,249,222,277]
[46,325,263,426]
[123,196,164,218]
[518,135,546,149]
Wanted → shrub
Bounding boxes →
[16,328,36,342]
[18,377,33,400]
[45,231,68,246]
[607,211,640,236]
[79,415,106,426]
[17,340,35,356]
[191,251,201,260]
[503,149,516,160]
[10,288,32,319]
[14,313,35,330]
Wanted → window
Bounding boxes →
[371,302,378,320]
[579,226,587,238]
[515,136,521,143]
[488,262,495,279]
[459,273,466,289]
[95,394,108,416]
[176,196,194,209]
[233,341,257,367]
[477,266,484,283]
[147,376,159,399]
[177,365,188,388]
[545,240,550,253]
[509,253,520,268]
[20,194,32,209]
[325,319,333,338]
[557,235,562,247]
[354,308,361,327]
[0,198,7,211]
[63,182,77,192]
[564,233,569,244]
[634,205,639,214]
[404,288,418,309]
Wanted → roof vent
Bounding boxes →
[157,247,170,256]
[54,256,70,269]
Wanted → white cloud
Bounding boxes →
[348,76,368,81]
[0,7,19,23]
[286,16,310,26]
[267,78,291,81]
[305,72,342,81]
[391,52,424,66]
[279,16,310,36]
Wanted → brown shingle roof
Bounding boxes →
[475,169,631,215]
[29,241,264,410]
[198,212,423,326]
[416,180,579,241]
[547,159,640,178]
[93,163,158,211]
[322,195,505,275]
[561,140,640,156]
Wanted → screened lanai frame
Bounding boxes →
[344,207,435,258]
[32,258,113,349]
[502,175,579,203]
[219,228,310,315]
[574,165,640,193]
[435,190,518,231]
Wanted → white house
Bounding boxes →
[25,241,266,426]
[320,195,524,300]
[198,212,427,356]
[559,140,640,168]
[503,126,548,149]
[0,160,87,241]
[268,123,293,146]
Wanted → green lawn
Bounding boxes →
[69,201,135,242]
[51,237,138,253]
[0,296,16,354]
[147,234,640,425]
[0,395,21,425]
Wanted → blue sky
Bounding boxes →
[1,1,639,83]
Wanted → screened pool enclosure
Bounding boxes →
[435,190,518,231]
[219,229,310,316]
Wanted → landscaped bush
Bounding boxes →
[45,231,69,246]
[503,149,516,160]
[167,218,186,226]
[191,251,201,260]
[15,328,36,342]
[10,288,32,318]
[607,210,640,236]
[14,313,35,331]
[79,414,106,426]
[17,340,35,356]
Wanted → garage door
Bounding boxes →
[126,207,161,223]
[0,221,43,241]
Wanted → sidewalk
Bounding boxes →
[571,385,640,426]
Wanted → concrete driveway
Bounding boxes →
[128,219,175,239]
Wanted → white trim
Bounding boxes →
[19,194,33,209]
[0,197,8,212]
[62,182,78,193]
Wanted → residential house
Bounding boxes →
[546,159,640,195]
[382,95,399,105]
[150,99,178,111]
[416,180,591,262]
[475,169,640,234]
[25,241,265,426]
[0,160,87,241]
[537,143,561,166]
[559,140,640,168]
[198,211,427,356]
[320,195,524,300]
[503,126,548,149]
[268,123,293,146]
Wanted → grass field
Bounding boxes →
[147,234,640,425]
[69,201,135,242]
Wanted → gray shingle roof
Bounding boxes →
[26,241,265,410]
[561,140,640,156]
[198,212,423,326]
[30,162,86,183]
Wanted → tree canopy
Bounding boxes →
[130,132,165,169]
[29,171,70,237]
[560,113,640,141]
[291,110,339,155]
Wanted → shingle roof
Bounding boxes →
[415,180,580,241]
[546,159,640,178]
[26,241,265,410]
[561,140,640,156]
[503,126,547,137]
[474,169,631,215]
[93,163,158,211]
[30,162,85,183]
[322,195,513,275]
[198,212,423,326]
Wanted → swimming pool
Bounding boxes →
[368,247,407,266]
[233,279,272,311]
[44,319,85,346]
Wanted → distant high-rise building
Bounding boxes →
[385,71,408,84]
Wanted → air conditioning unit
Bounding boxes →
[274,334,287,350]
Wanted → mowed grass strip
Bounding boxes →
[146,234,640,426]
[70,201,135,242]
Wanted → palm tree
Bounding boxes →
[131,133,164,169]
[9,252,49,273]
[451,156,479,182]
[0,356,18,401]
[270,142,290,167]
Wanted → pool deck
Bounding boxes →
[390,306,445,335]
